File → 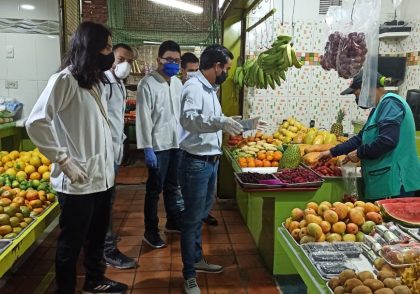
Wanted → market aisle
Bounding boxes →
[0,166,281,294]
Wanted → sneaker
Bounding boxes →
[104,249,137,269]
[164,222,181,233]
[194,257,224,273]
[202,214,218,226]
[82,277,128,294]
[143,231,166,249]
[184,278,201,294]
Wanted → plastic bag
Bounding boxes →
[321,0,381,108]
[341,162,359,202]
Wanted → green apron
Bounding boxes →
[361,93,420,200]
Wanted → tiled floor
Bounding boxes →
[0,166,281,294]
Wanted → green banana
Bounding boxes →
[279,70,286,81]
[290,47,302,68]
[238,69,244,88]
[266,74,275,90]
[272,73,282,86]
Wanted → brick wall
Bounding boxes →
[82,0,108,23]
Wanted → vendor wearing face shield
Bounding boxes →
[319,71,420,200]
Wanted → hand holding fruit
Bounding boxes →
[59,157,88,184]
[318,150,333,161]
[343,150,360,164]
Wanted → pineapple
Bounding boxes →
[330,109,345,137]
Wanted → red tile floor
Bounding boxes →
[0,166,281,294]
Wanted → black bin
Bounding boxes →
[407,89,420,131]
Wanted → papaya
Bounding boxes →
[313,134,324,145]
[304,144,335,153]
[303,152,321,165]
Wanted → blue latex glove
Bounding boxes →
[144,148,157,169]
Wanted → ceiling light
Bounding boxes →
[143,41,162,45]
[148,0,203,14]
[20,4,35,10]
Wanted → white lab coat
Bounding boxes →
[25,67,115,195]
[104,70,127,165]
[136,71,182,151]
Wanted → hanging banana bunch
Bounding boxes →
[233,34,302,90]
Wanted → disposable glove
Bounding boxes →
[239,117,269,131]
[220,116,244,135]
[144,148,158,169]
[59,157,89,184]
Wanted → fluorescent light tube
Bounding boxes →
[20,4,35,10]
[148,0,203,14]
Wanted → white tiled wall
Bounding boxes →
[0,0,61,118]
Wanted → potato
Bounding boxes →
[339,269,357,285]
[377,270,396,281]
[345,278,364,292]
[334,286,346,294]
[363,279,384,292]
[383,278,401,289]
[357,271,375,282]
[393,285,412,294]
[329,277,340,290]
[351,285,373,294]
[373,289,394,294]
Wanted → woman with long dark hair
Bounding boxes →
[26,21,128,294]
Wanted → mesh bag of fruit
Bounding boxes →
[321,0,381,108]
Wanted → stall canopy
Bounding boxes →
[107,0,219,46]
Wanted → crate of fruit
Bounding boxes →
[273,166,324,188]
[234,172,286,189]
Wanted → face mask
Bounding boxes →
[163,63,179,77]
[114,61,131,79]
[215,70,227,85]
[98,52,115,72]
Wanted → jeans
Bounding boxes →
[145,148,184,233]
[104,164,118,254]
[180,153,219,279]
[56,188,113,294]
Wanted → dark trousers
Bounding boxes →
[104,165,118,254]
[145,148,184,233]
[55,188,113,294]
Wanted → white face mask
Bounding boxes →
[114,61,131,79]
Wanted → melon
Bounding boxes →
[380,202,420,227]
[376,197,420,206]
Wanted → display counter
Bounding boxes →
[0,202,60,279]
[222,147,345,275]
[277,226,330,294]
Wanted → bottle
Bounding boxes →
[310,120,315,128]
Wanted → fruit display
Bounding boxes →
[0,149,56,223]
[235,172,275,184]
[401,262,420,293]
[331,109,345,137]
[284,200,382,244]
[233,35,302,89]
[376,198,420,228]
[274,167,322,184]
[274,117,308,144]
[320,31,368,79]
[0,202,34,239]
[227,135,245,147]
[311,159,343,177]
[328,269,411,294]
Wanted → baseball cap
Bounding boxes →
[341,71,386,95]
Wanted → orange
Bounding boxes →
[29,156,42,168]
[41,156,51,165]
[38,165,49,174]
[5,161,14,168]
[1,155,12,164]
[271,161,279,167]
[257,151,266,160]
[29,172,41,180]
[255,160,263,167]
[24,165,36,175]
[248,159,256,167]
[9,151,19,160]
[267,151,274,156]
[42,171,50,181]
[263,160,272,167]
[239,162,247,168]
[266,155,273,161]
[273,151,282,161]
[0,167,5,174]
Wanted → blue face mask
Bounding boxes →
[163,63,179,77]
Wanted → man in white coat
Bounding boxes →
[103,43,137,269]
[26,22,128,294]
[136,40,184,249]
